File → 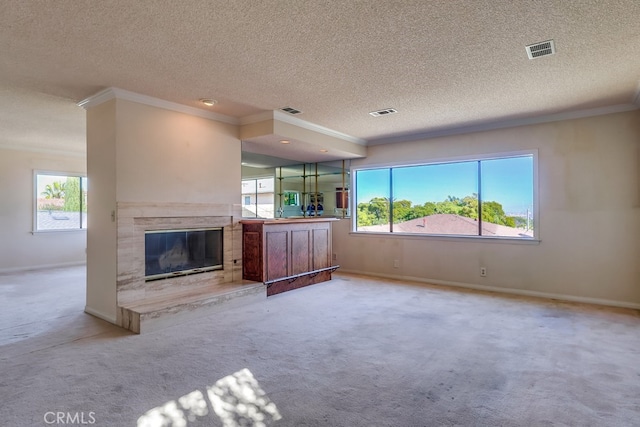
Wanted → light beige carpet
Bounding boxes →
[1,266,639,426]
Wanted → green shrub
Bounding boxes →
[63,177,87,212]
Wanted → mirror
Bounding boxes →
[241,152,350,219]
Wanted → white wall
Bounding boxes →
[114,100,240,204]
[0,148,86,272]
[85,100,117,321]
[334,110,640,308]
[85,98,242,322]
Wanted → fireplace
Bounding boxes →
[144,228,223,281]
[115,203,242,323]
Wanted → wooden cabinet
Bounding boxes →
[241,218,338,295]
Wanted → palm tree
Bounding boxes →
[41,181,66,199]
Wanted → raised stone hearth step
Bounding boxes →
[119,281,265,334]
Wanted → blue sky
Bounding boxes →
[355,156,533,214]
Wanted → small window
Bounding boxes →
[35,172,87,231]
[283,191,299,206]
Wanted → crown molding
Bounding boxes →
[77,88,240,125]
[76,87,114,109]
[367,103,640,146]
[77,89,640,147]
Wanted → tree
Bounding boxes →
[41,181,65,199]
[435,197,461,215]
[63,177,84,212]
[420,202,437,217]
[392,199,413,223]
[481,201,515,227]
[357,197,390,227]
[356,194,518,229]
[356,205,377,227]
[460,194,478,218]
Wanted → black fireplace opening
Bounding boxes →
[145,228,223,281]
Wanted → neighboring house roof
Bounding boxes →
[359,214,534,238]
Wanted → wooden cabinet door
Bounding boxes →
[242,224,263,281]
[291,230,311,275]
[312,227,330,270]
[265,230,288,281]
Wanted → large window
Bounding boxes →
[35,172,88,231]
[355,154,535,238]
[241,177,275,218]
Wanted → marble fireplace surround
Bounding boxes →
[115,202,243,327]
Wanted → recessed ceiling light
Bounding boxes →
[200,99,217,106]
[320,149,328,153]
[280,140,290,144]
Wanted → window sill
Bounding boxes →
[32,229,87,235]
[348,231,540,245]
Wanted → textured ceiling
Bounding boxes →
[1,0,639,159]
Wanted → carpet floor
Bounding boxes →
[1,266,639,426]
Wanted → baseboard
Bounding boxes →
[84,306,117,324]
[337,269,640,310]
[0,261,86,274]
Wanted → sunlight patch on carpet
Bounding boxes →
[137,368,281,427]
[208,368,282,427]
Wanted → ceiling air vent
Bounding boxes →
[280,106,302,115]
[369,108,398,117]
[526,40,556,59]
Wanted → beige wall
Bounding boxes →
[334,110,640,307]
[0,148,86,272]
[85,98,242,322]
[115,100,240,204]
[85,100,117,321]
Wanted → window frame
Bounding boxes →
[241,176,275,219]
[351,150,539,241]
[282,191,300,207]
[33,170,88,233]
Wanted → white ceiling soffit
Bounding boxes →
[240,110,366,164]
[241,110,366,146]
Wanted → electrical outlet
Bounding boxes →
[480,267,487,277]
[393,259,400,268]
[332,253,337,261]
